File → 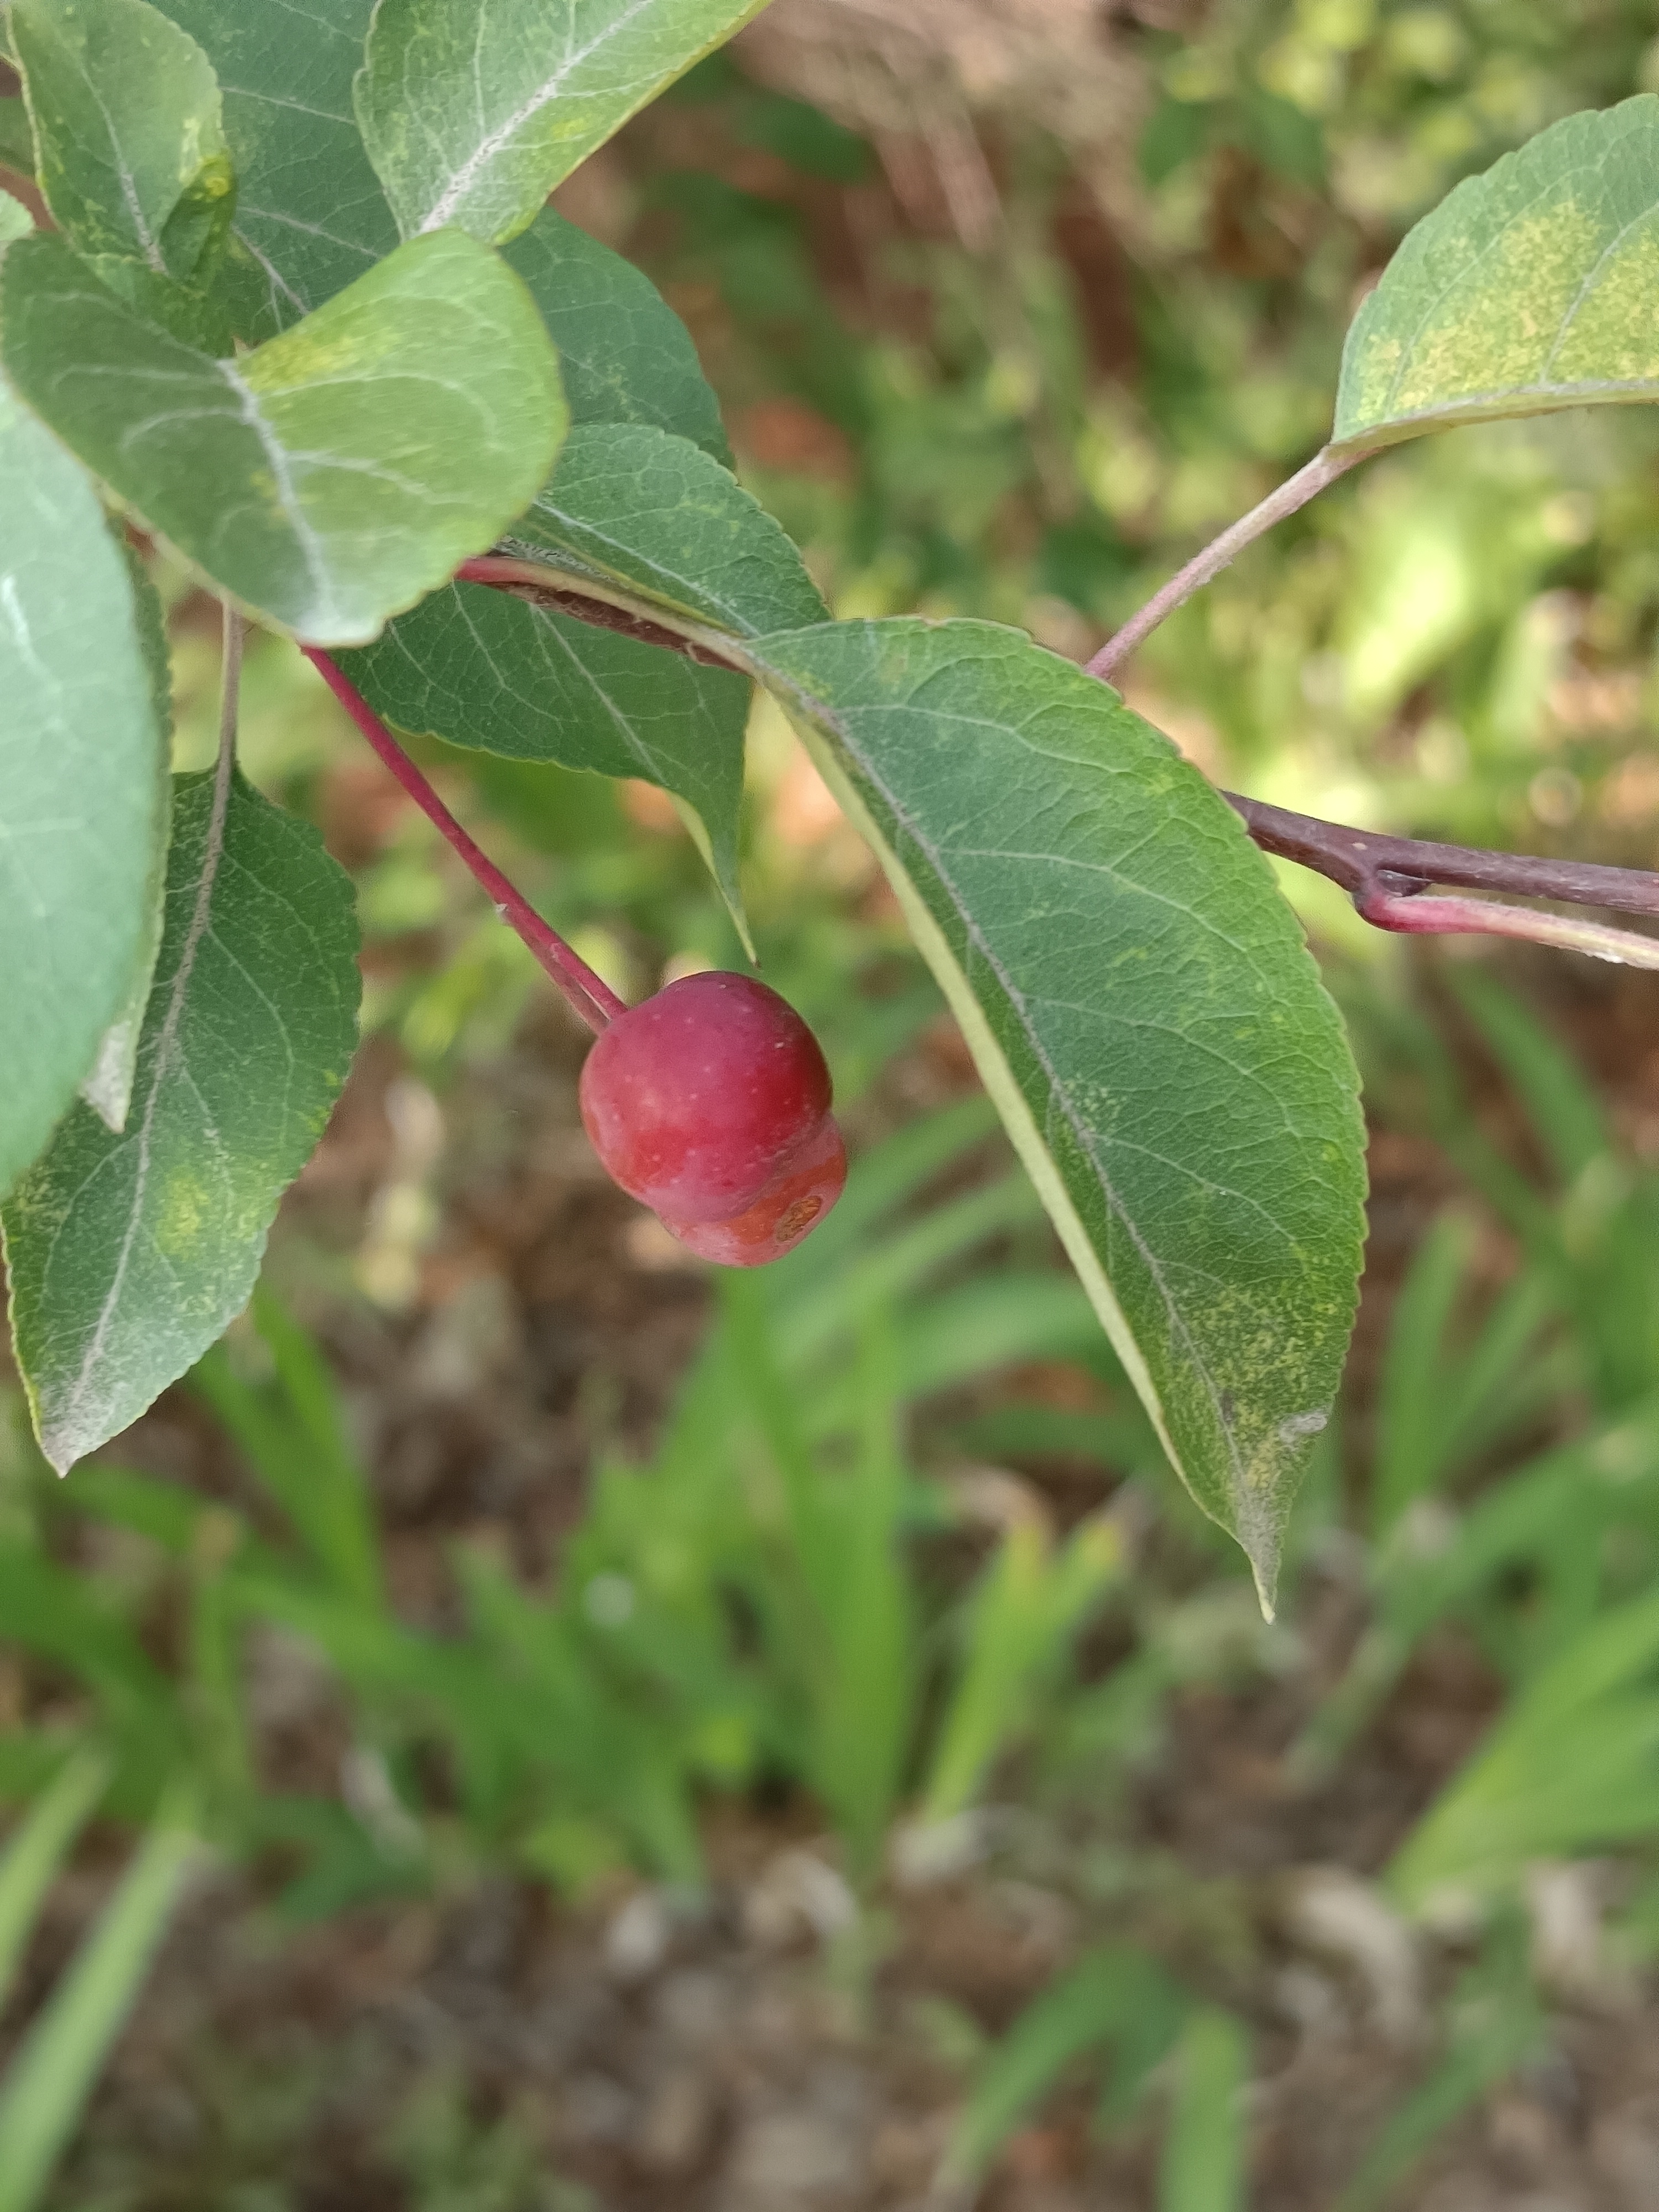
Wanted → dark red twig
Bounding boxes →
[1223,792,1659,919]
[304,648,628,1035]
[1222,794,1659,969]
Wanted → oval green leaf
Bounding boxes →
[0,227,566,643]
[749,619,1367,1608]
[502,207,731,462]
[0,384,168,1202]
[12,0,232,279]
[356,0,773,244]
[0,96,35,176]
[1334,96,1659,450]
[2,766,361,1474]
[148,0,397,335]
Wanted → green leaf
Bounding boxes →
[0,227,566,644]
[148,0,397,336]
[0,383,169,1202]
[501,206,729,461]
[12,0,233,278]
[80,544,174,1136]
[1388,1585,1659,1906]
[0,96,35,175]
[506,421,828,637]
[336,580,751,929]
[748,620,1366,1608]
[0,187,30,241]
[2,766,360,1475]
[356,0,773,244]
[1334,96,1659,450]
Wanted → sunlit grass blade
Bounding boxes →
[778,1173,1043,1362]
[1371,1209,1479,1535]
[1390,1582,1659,1906]
[921,1516,1122,1825]
[191,1294,382,1608]
[942,1945,1188,2186]
[1159,2006,1251,2212]
[0,1784,199,2212]
[0,1751,108,2015]
[1449,971,1611,1187]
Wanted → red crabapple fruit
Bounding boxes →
[660,1113,847,1266]
[578,970,836,1231]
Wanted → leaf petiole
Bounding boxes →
[1083,461,1659,970]
[1085,444,1375,683]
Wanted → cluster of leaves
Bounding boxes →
[0,0,1374,1606]
[9,0,1659,1608]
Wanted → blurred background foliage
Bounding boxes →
[11,3,1659,2208]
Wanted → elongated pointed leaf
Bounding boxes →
[2,769,359,1474]
[507,421,828,636]
[502,207,729,461]
[1334,96,1659,450]
[0,384,169,1201]
[149,0,397,336]
[0,228,565,643]
[336,580,750,924]
[748,619,1366,1607]
[12,0,232,278]
[356,0,773,244]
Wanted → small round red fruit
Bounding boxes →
[579,971,834,1225]
[661,1114,848,1266]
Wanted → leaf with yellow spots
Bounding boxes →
[1334,97,1659,450]
[0,226,565,643]
[2,766,359,1474]
[12,0,233,280]
[743,618,1366,1611]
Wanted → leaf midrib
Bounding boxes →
[51,747,233,1457]
[414,0,662,234]
[762,658,1245,1498]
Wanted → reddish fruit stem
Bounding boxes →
[1353,886,1659,969]
[303,648,628,1036]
